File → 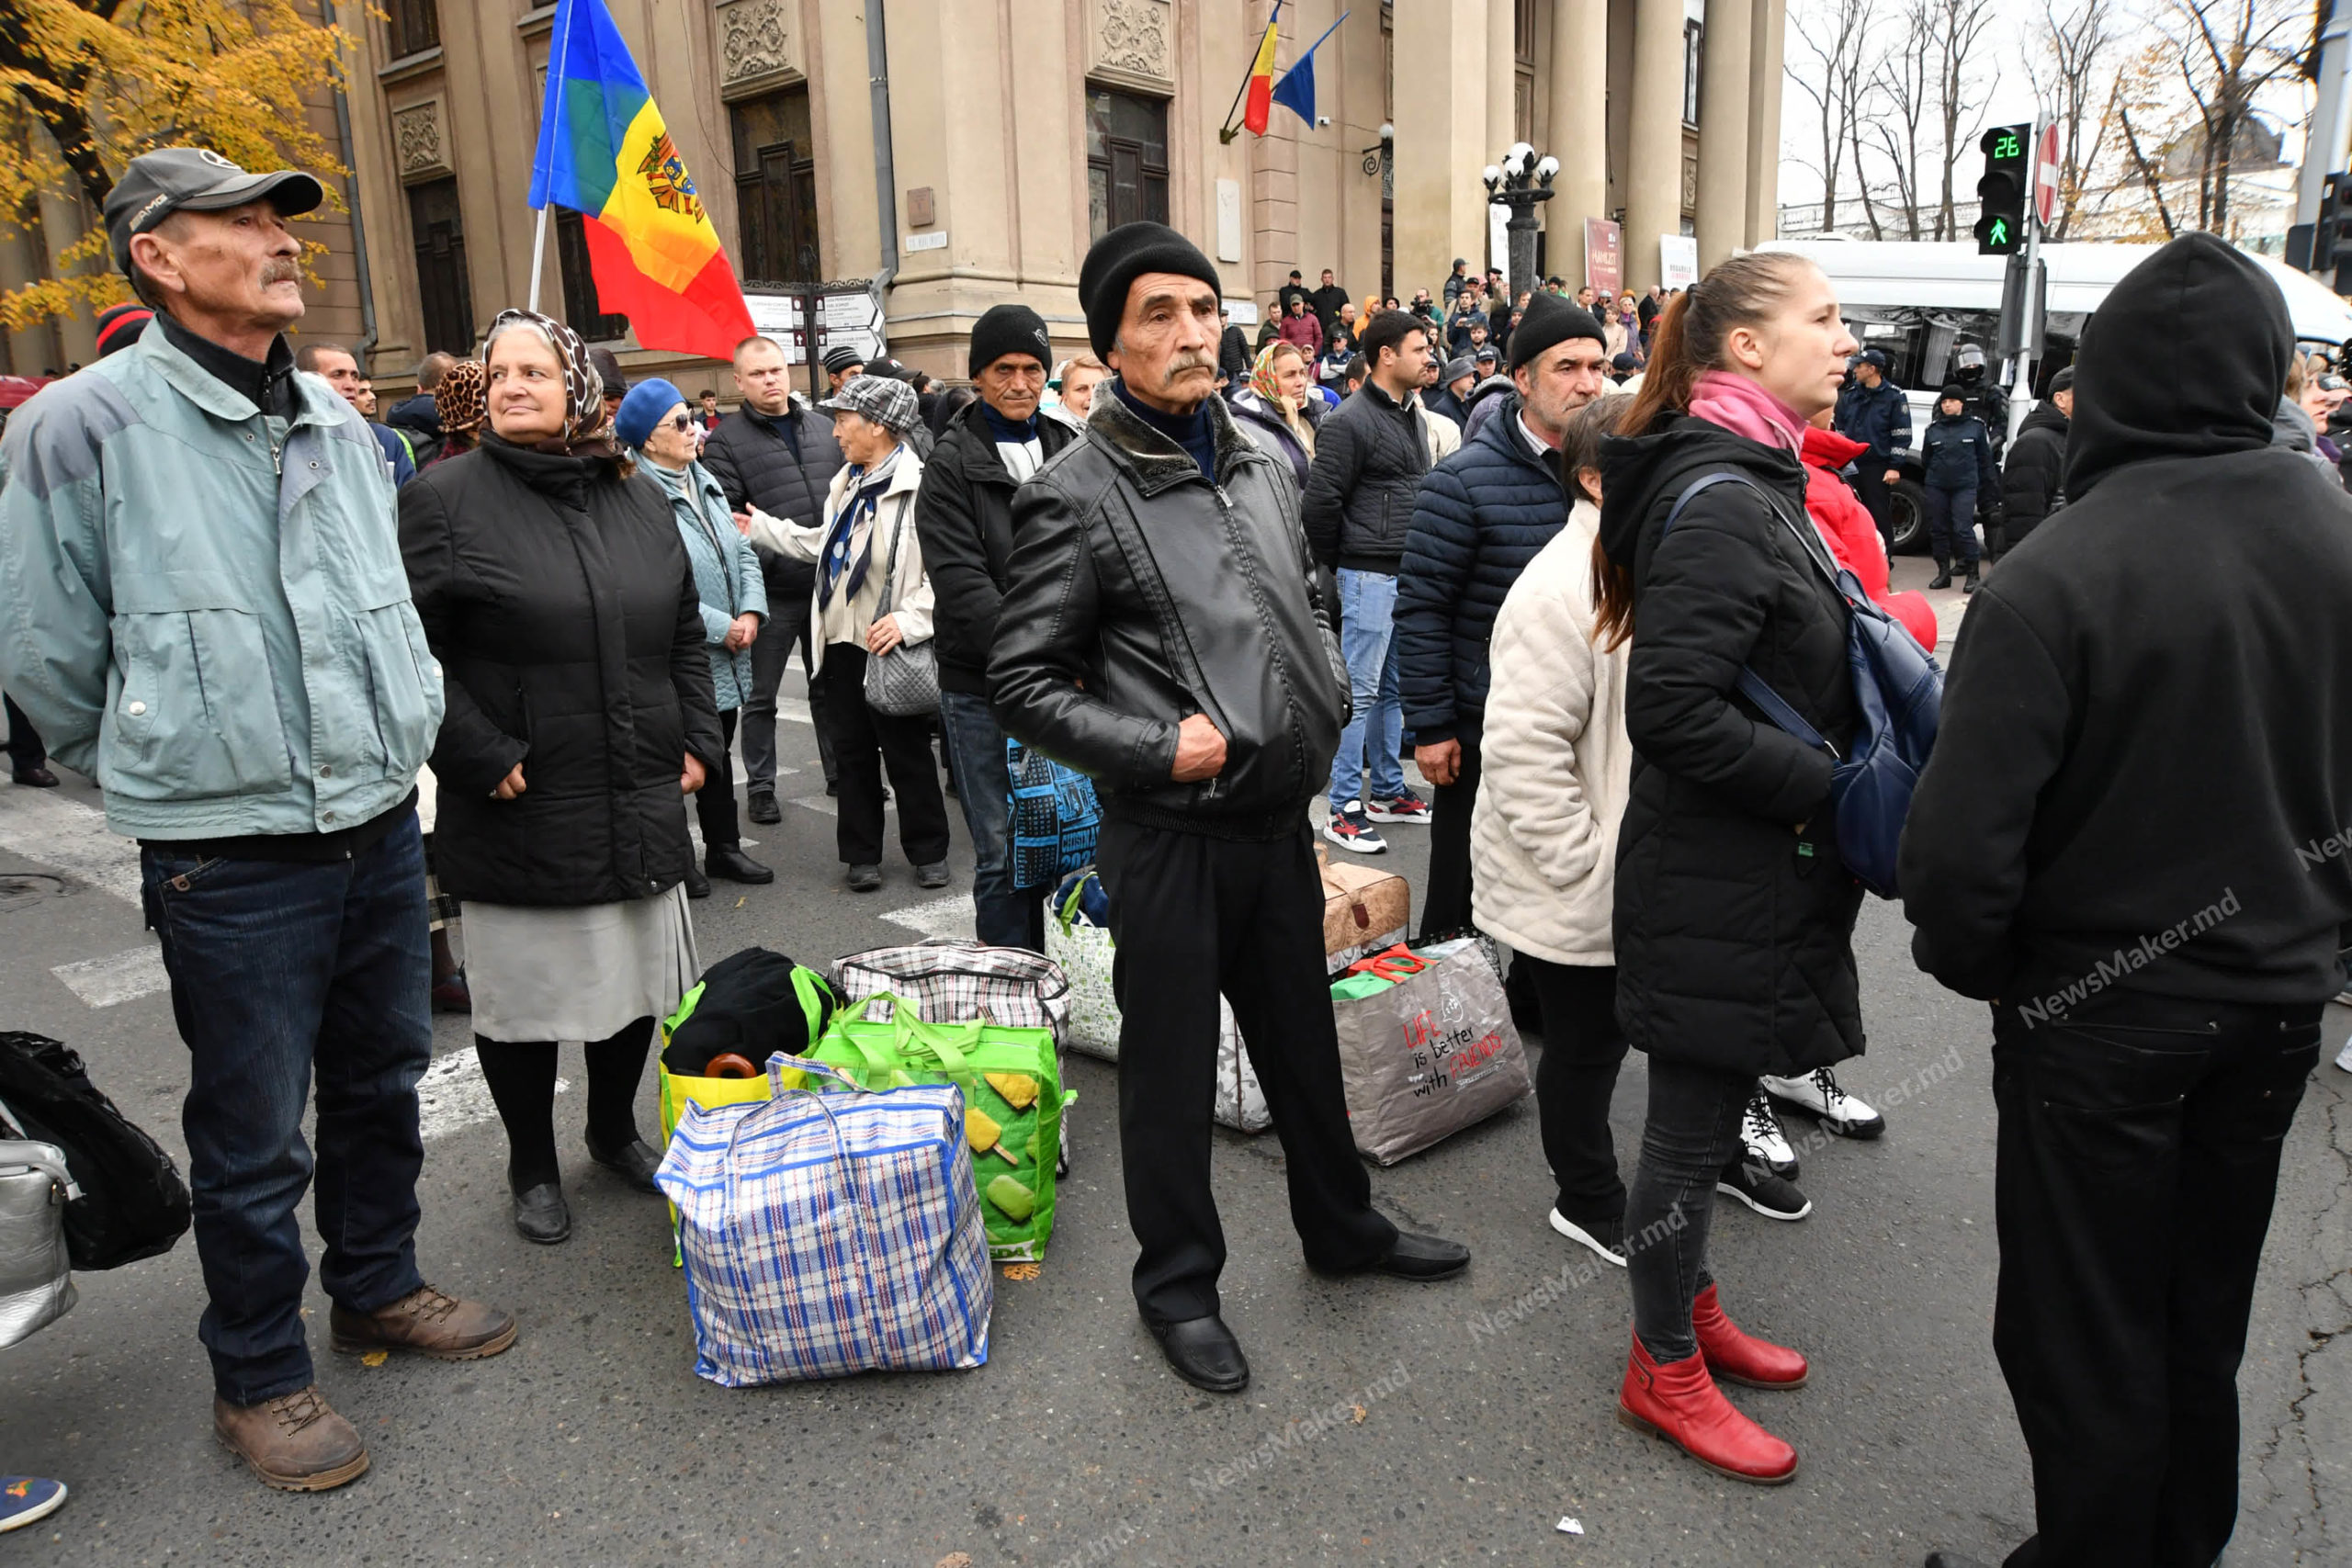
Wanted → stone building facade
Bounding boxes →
[3,0,1788,394]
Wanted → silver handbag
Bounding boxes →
[862,497,941,718]
[0,1135,78,1349]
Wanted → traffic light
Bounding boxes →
[1974,123,2030,256]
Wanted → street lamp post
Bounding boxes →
[1482,142,1559,299]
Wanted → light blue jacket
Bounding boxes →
[0,326,444,838]
[648,457,767,711]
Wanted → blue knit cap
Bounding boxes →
[614,376,686,450]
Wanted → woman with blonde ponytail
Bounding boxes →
[1589,254,1868,1486]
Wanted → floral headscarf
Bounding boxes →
[433,358,487,439]
[482,307,621,458]
[1251,340,1305,406]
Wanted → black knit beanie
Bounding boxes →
[1506,292,1604,376]
[1078,221,1222,361]
[968,303,1053,378]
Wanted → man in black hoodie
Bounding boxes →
[1901,233,2352,1568]
[1996,367,2071,553]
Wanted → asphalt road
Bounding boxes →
[1,604,2344,1567]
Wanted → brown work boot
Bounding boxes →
[328,1284,518,1361]
[213,1385,369,1492]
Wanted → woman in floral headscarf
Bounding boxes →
[399,308,726,1247]
[1228,339,1320,488]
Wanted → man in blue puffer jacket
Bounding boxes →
[1395,293,1607,946]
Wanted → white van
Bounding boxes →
[1760,238,2352,550]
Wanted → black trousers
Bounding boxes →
[1096,820,1397,1323]
[1623,1057,1748,1363]
[1852,463,1896,555]
[1419,725,1483,940]
[4,694,44,773]
[694,709,741,850]
[1522,958,1628,1226]
[809,643,951,869]
[1989,990,2322,1568]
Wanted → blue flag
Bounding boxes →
[1270,11,1347,129]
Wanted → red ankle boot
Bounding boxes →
[1691,1282,1809,1388]
[1617,1331,1799,1484]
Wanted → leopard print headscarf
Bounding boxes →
[482,308,621,458]
[432,358,486,439]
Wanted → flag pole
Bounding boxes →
[1217,0,1283,144]
[528,0,579,313]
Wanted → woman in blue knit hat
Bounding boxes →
[616,377,775,898]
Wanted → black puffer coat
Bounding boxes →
[1300,381,1432,572]
[400,435,725,907]
[1598,413,1865,1077]
[700,396,845,602]
[913,398,1079,698]
[1998,400,2068,541]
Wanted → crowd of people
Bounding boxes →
[2,144,2349,1568]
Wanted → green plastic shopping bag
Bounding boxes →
[809,992,1065,1262]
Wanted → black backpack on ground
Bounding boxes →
[0,1032,191,1270]
[660,949,836,1077]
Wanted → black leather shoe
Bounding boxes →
[1373,1231,1471,1280]
[916,861,951,889]
[1147,1314,1250,1393]
[511,1182,571,1245]
[846,863,882,893]
[683,862,711,899]
[706,844,775,885]
[747,788,782,825]
[585,1134,663,1193]
[1924,1553,1994,1568]
[10,766,59,788]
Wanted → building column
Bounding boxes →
[1487,0,1517,170]
[1390,0,1488,303]
[1623,0,1685,290]
[1695,0,1751,269]
[1548,0,1608,283]
[1745,0,1788,245]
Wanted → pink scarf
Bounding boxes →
[1689,370,1805,457]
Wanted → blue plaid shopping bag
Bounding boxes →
[655,1056,994,1385]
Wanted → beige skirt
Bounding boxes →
[464,886,700,1043]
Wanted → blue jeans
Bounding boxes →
[937,690,1044,950]
[1925,483,1981,564]
[1329,568,1406,811]
[141,815,434,1404]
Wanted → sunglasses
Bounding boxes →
[668,413,694,432]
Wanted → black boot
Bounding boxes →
[1962,558,1982,594]
[1927,555,1953,590]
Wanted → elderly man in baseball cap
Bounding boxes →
[737,374,950,892]
[1,148,516,1494]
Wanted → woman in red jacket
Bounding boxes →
[1800,416,1940,651]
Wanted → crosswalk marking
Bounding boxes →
[50,945,170,1008]
[878,892,975,941]
[0,783,142,907]
[417,1046,569,1142]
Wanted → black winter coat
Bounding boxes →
[1598,414,1865,1077]
[1301,382,1432,572]
[1394,401,1566,744]
[700,398,845,599]
[400,436,725,908]
[913,399,1078,698]
[1997,400,2067,540]
[990,389,1348,840]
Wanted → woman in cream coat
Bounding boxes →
[737,374,949,893]
[1471,393,1635,1266]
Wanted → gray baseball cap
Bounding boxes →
[104,148,324,277]
[816,374,919,435]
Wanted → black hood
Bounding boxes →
[2064,232,2288,501]
[1599,411,1806,571]
[386,391,443,439]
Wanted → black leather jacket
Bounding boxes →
[989,389,1349,840]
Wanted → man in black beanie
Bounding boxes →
[1395,290,1606,1031]
[992,222,1469,1395]
[913,301,1075,950]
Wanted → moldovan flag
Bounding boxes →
[528,0,754,360]
[1241,3,1284,136]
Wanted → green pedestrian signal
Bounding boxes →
[1974,123,2030,255]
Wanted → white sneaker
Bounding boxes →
[2335,1033,2352,1074]
[1741,1086,1799,1179]
[1762,1066,1887,1140]
[1547,1208,1628,1268]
